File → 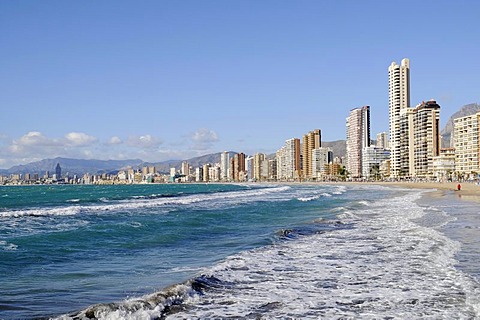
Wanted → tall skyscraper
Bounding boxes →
[389,58,410,178]
[302,129,321,180]
[220,151,229,181]
[253,153,266,182]
[346,106,371,178]
[231,153,246,182]
[276,138,301,181]
[411,100,440,177]
[55,163,62,180]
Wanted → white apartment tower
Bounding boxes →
[389,58,410,178]
[220,151,229,181]
[346,106,371,178]
[276,138,301,181]
[376,132,389,149]
[453,112,480,176]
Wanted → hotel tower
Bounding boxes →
[388,58,410,178]
[346,106,371,178]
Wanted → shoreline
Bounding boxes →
[370,181,480,203]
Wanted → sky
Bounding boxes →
[1,0,479,169]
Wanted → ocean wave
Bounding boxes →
[56,275,228,320]
[0,240,18,251]
[0,185,292,219]
[165,191,480,319]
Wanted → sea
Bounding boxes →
[0,183,479,319]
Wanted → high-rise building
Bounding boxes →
[453,112,480,177]
[55,163,62,180]
[181,161,190,176]
[376,132,389,149]
[389,58,410,178]
[253,153,266,182]
[312,147,333,180]
[302,129,321,180]
[202,163,210,182]
[231,153,246,182]
[411,100,441,178]
[220,151,230,181]
[346,106,371,178]
[276,138,301,181]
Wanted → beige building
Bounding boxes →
[253,153,266,181]
[397,100,440,178]
[276,138,301,181]
[302,129,321,180]
[376,132,389,149]
[346,106,370,178]
[389,58,410,178]
[433,148,456,181]
[312,147,332,180]
[411,101,440,178]
[453,112,480,177]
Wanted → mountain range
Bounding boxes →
[1,103,477,176]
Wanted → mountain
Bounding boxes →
[441,103,480,148]
[323,140,346,159]
[1,144,349,177]
[146,151,237,173]
[4,157,143,176]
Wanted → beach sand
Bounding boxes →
[372,181,480,203]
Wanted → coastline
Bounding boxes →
[370,181,480,203]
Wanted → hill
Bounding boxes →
[323,140,346,159]
[1,143,349,177]
[4,157,143,176]
[146,151,237,173]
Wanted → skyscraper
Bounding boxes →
[346,106,371,178]
[55,163,62,180]
[302,129,321,180]
[388,58,410,178]
[276,138,301,181]
[411,100,440,178]
[220,151,229,181]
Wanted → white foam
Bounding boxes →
[0,186,294,219]
[169,191,480,319]
[0,240,18,251]
[297,196,319,202]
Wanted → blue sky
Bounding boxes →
[1,0,479,168]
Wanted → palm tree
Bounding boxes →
[370,164,380,181]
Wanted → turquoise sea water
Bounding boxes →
[0,183,479,319]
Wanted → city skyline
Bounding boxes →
[1,1,479,169]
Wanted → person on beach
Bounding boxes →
[457,183,461,191]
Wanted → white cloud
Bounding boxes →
[0,130,219,169]
[108,136,123,145]
[127,134,163,149]
[65,132,97,146]
[190,128,219,150]
[14,131,60,148]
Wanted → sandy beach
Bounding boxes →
[371,181,480,203]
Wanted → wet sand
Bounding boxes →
[371,181,480,203]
